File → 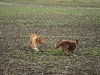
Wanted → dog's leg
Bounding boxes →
[71,50,76,57]
[71,50,74,56]
[64,50,70,56]
[63,46,70,55]
[62,48,69,55]
[32,42,39,51]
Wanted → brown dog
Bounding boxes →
[29,34,44,51]
[55,39,78,56]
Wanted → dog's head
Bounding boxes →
[37,36,44,44]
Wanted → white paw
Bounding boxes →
[34,48,39,51]
[73,54,77,57]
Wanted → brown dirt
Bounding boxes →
[0,24,100,75]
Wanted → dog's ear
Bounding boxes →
[37,36,44,44]
[75,39,78,45]
[37,36,41,41]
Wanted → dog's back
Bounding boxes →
[63,40,78,51]
[56,39,78,50]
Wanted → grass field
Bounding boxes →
[0,0,100,75]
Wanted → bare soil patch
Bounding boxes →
[0,24,100,75]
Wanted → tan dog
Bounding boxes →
[29,34,44,51]
[55,39,78,56]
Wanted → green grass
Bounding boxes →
[34,49,62,56]
[0,1,100,75]
[92,48,99,56]
[83,48,99,56]
[0,0,100,26]
[11,50,26,55]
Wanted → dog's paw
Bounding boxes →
[73,54,77,57]
[34,48,39,51]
